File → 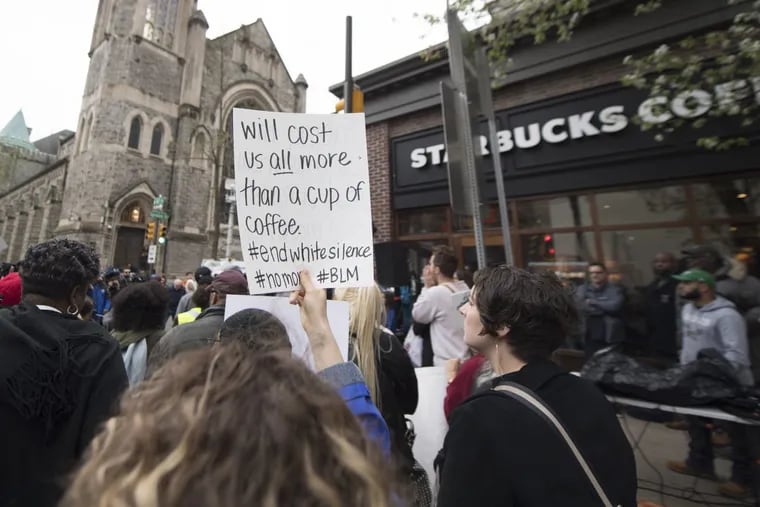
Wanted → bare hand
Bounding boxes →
[422,264,436,288]
[290,270,342,370]
[446,358,461,384]
[289,270,329,337]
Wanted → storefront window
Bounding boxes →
[702,223,760,268]
[461,245,508,270]
[522,231,595,285]
[517,196,591,229]
[453,204,515,231]
[397,208,447,236]
[601,228,694,288]
[596,186,687,225]
[692,178,760,218]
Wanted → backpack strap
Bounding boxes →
[492,382,618,507]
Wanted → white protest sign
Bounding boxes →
[232,109,374,294]
[224,295,350,369]
[408,366,449,482]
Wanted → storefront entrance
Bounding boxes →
[395,174,760,290]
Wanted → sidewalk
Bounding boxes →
[622,412,755,507]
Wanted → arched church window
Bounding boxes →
[193,131,206,165]
[150,123,164,155]
[143,21,155,40]
[128,116,142,150]
[77,116,86,154]
[83,114,93,152]
[121,202,145,224]
[145,0,178,49]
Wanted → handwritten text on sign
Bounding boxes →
[232,109,374,294]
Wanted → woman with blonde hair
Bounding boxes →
[333,285,424,502]
[63,272,397,507]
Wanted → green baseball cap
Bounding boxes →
[673,269,716,288]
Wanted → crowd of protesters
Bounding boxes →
[4,236,755,505]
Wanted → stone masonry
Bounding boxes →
[0,0,307,276]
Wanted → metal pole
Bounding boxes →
[152,218,160,275]
[225,202,234,259]
[487,117,514,265]
[475,48,513,265]
[458,91,487,269]
[344,16,353,113]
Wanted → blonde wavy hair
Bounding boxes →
[61,343,397,507]
[333,285,385,408]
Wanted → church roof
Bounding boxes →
[0,110,35,150]
[34,129,74,155]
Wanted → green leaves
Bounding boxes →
[428,0,759,150]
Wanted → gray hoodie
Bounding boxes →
[680,295,753,386]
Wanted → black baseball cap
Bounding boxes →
[194,266,212,282]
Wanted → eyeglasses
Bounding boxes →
[588,271,605,275]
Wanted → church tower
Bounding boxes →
[59,0,202,271]
[59,0,307,274]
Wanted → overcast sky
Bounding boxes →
[1,0,448,141]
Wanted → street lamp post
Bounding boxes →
[224,178,236,260]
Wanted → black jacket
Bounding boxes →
[375,331,419,470]
[0,303,128,507]
[148,304,226,376]
[645,277,679,359]
[437,359,637,507]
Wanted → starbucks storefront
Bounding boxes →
[389,82,760,288]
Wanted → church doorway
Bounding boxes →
[113,200,149,271]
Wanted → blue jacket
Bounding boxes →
[88,284,111,323]
[318,362,391,455]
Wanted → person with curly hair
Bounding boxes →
[111,281,170,386]
[0,239,128,507]
[62,271,398,507]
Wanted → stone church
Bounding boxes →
[0,0,307,275]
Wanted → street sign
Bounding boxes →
[147,244,157,264]
[441,82,482,217]
[446,9,487,269]
[150,210,169,221]
[152,194,165,211]
[445,8,514,266]
[224,178,236,204]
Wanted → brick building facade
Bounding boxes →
[334,0,760,289]
[0,0,307,275]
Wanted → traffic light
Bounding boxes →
[158,225,168,244]
[145,222,155,242]
[335,86,364,113]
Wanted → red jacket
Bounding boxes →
[444,354,486,421]
[0,272,21,307]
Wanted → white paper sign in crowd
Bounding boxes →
[232,109,375,294]
[224,295,350,369]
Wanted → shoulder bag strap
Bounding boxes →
[492,382,618,507]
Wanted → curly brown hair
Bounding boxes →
[61,343,397,507]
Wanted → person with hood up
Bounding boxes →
[666,268,753,499]
[0,239,128,507]
[148,269,248,375]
